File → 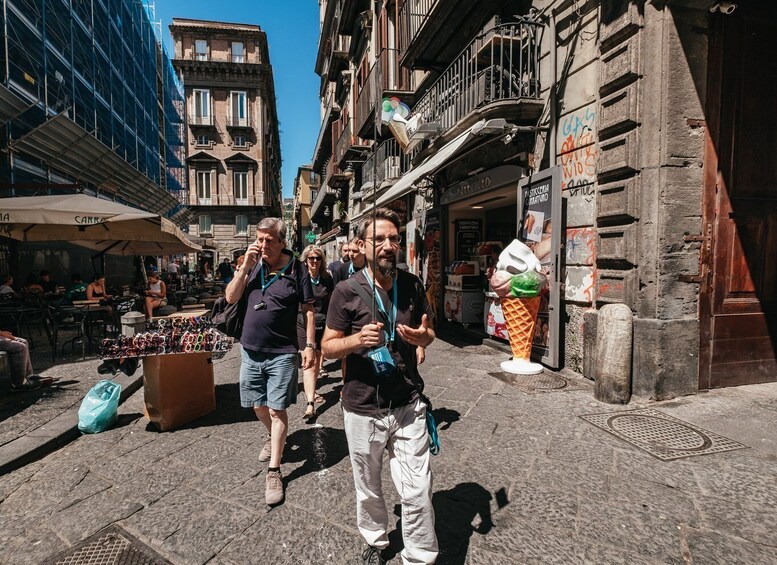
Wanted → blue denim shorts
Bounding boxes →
[239,347,298,410]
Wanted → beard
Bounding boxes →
[376,254,397,278]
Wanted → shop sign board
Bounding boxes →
[305,231,316,243]
[440,165,524,205]
[455,218,482,260]
[517,166,562,368]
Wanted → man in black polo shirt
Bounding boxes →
[327,241,351,279]
[333,236,366,286]
[226,217,315,506]
[322,208,437,565]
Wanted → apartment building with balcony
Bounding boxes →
[290,165,320,253]
[310,1,777,399]
[170,18,282,262]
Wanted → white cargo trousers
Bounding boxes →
[343,398,439,565]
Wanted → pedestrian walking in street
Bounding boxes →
[218,257,234,284]
[332,236,366,286]
[226,217,315,506]
[297,245,334,420]
[322,208,438,565]
[327,240,351,281]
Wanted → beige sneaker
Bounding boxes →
[265,470,284,506]
[258,438,272,462]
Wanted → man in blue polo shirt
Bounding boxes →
[225,217,316,506]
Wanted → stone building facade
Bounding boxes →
[170,18,282,264]
[303,0,776,398]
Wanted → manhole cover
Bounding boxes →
[580,408,749,461]
[488,371,591,394]
[41,525,172,565]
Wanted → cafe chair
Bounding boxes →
[48,305,86,362]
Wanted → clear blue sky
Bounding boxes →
[153,0,321,199]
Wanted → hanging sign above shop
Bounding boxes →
[440,165,524,206]
[517,166,562,368]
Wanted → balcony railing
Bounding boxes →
[411,21,541,134]
[334,119,354,167]
[226,116,251,128]
[399,0,439,62]
[191,115,213,126]
[355,48,413,139]
[361,138,411,198]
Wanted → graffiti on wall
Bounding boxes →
[559,105,598,190]
[565,227,596,266]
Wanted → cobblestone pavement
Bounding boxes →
[1,339,776,565]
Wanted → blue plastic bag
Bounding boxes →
[78,380,122,434]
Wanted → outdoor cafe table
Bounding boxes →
[62,301,114,353]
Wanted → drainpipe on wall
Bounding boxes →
[549,8,558,167]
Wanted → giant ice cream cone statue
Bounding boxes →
[490,240,546,374]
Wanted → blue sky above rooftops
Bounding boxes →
[151,1,321,200]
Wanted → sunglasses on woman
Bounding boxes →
[307,256,322,262]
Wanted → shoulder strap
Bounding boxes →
[346,276,390,327]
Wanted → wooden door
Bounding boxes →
[700,4,777,388]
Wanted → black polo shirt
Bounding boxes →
[241,252,314,354]
[326,268,432,415]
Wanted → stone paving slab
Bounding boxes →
[0,343,776,564]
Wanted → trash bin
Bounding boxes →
[121,311,146,337]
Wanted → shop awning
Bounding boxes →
[373,118,521,208]
[0,84,31,127]
[374,122,482,208]
[8,113,181,217]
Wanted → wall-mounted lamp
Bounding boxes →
[709,1,736,14]
[323,206,331,217]
[343,163,355,180]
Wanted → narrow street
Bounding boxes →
[1,339,775,564]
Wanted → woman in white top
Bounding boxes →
[144,272,167,319]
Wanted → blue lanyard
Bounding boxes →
[348,262,355,276]
[364,271,397,342]
[310,276,320,285]
[260,259,291,292]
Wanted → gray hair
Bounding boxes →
[256,217,287,243]
[300,245,326,263]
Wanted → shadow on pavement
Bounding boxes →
[0,380,81,424]
[385,482,507,564]
[431,407,460,431]
[283,425,350,485]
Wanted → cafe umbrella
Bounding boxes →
[0,194,200,253]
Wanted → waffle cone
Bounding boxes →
[500,296,540,359]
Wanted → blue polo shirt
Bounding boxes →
[240,252,314,354]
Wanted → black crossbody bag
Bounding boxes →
[211,266,255,340]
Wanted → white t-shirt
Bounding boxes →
[0,285,14,295]
[167,262,179,274]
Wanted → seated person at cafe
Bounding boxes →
[0,328,43,392]
[21,274,44,295]
[144,272,167,319]
[65,274,87,302]
[86,274,113,314]
[86,274,112,301]
[0,274,19,298]
[39,270,58,294]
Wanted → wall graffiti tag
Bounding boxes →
[559,106,598,190]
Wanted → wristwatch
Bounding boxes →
[305,342,317,350]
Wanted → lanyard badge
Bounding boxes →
[364,272,398,378]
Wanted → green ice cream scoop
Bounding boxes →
[510,271,542,298]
